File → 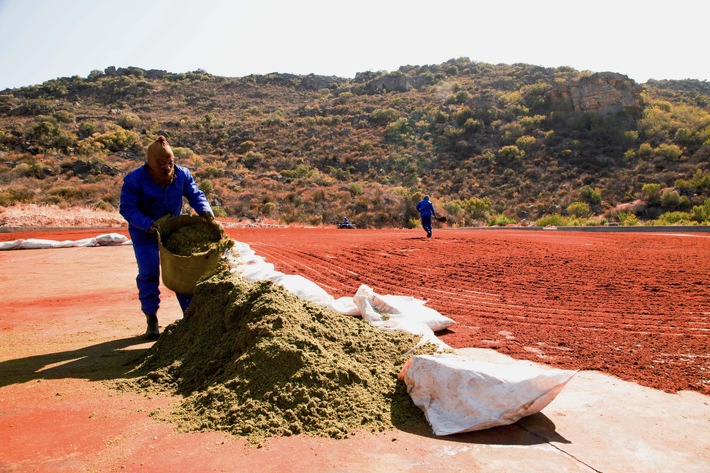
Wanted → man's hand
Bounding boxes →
[200,211,215,222]
[148,224,158,235]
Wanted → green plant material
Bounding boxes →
[567,201,591,218]
[120,269,434,445]
[158,217,229,256]
[653,211,695,225]
[618,211,639,226]
[488,213,516,226]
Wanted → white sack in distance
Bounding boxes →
[0,233,130,250]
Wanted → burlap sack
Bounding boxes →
[156,215,230,294]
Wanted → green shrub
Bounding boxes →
[118,113,141,130]
[0,186,34,205]
[462,118,483,134]
[370,108,399,124]
[281,165,313,182]
[580,186,602,205]
[93,200,114,211]
[199,179,214,194]
[172,147,194,159]
[349,183,363,196]
[488,214,515,226]
[535,214,569,227]
[77,125,141,154]
[514,135,537,150]
[641,183,661,203]
[618,211,639,226]
[654,211,694,225]
[496,145,524,162]
[660,189,681,209]
[655,143,682,159]
[567,201,591,218]
[385,118,411,143]
[458,196,491,219]
[78,122,98,138]
[237,141,256,154]
[690,198,710,223]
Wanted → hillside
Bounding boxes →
[1,58,709,228]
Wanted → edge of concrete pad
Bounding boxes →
[455,348,710,473]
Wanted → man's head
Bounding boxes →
[424,195,430,200]
[146,136,175,185]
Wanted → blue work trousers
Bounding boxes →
[129,229,192,316]
[420,214,433,234]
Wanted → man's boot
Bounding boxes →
[145,313,160,340]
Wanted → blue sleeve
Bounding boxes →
[119,169,154,232]
[180,167,212,215]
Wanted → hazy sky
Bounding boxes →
[0,0,707,90]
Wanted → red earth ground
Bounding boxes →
[1,225,709,472]
[2,226,708,396]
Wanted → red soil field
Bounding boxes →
[2,226,709,395]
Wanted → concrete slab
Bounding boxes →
[456,348,710,473]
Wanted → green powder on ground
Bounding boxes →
[121,267,435,445]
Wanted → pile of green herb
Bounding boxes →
[125,268,433,445]
[163,220,221,256]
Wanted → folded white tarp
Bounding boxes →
[225,244,456,332]
[400,353,577,435]
[353,285,452,352]
[0,233,129,250]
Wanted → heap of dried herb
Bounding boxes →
[124,268,432,445]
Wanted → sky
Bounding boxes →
[0,0,708,91]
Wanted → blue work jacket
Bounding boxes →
[416,199,435,217]
[119,164,211,232]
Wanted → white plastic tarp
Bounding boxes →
[0,233,129,250]
[400,353,577,435]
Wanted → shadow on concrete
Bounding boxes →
[0,336,149,387]
[394,412,570,446]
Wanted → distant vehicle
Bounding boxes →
[337,218,355,229]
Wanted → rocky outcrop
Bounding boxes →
[355,71,429,93]
[546,72,643,115]
[103,66,168,79]
[298,74,347,90]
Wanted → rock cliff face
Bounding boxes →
[546,72,643,114]
[355,71,429,93]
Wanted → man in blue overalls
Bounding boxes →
[416,194,438,238]
[119,136,213,339]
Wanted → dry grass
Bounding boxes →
[0,204,125,228]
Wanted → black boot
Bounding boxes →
[145,313,160,340]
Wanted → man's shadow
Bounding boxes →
[0,336,149,388]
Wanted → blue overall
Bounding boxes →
[119,164,211,316]
[416,198,435,236]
